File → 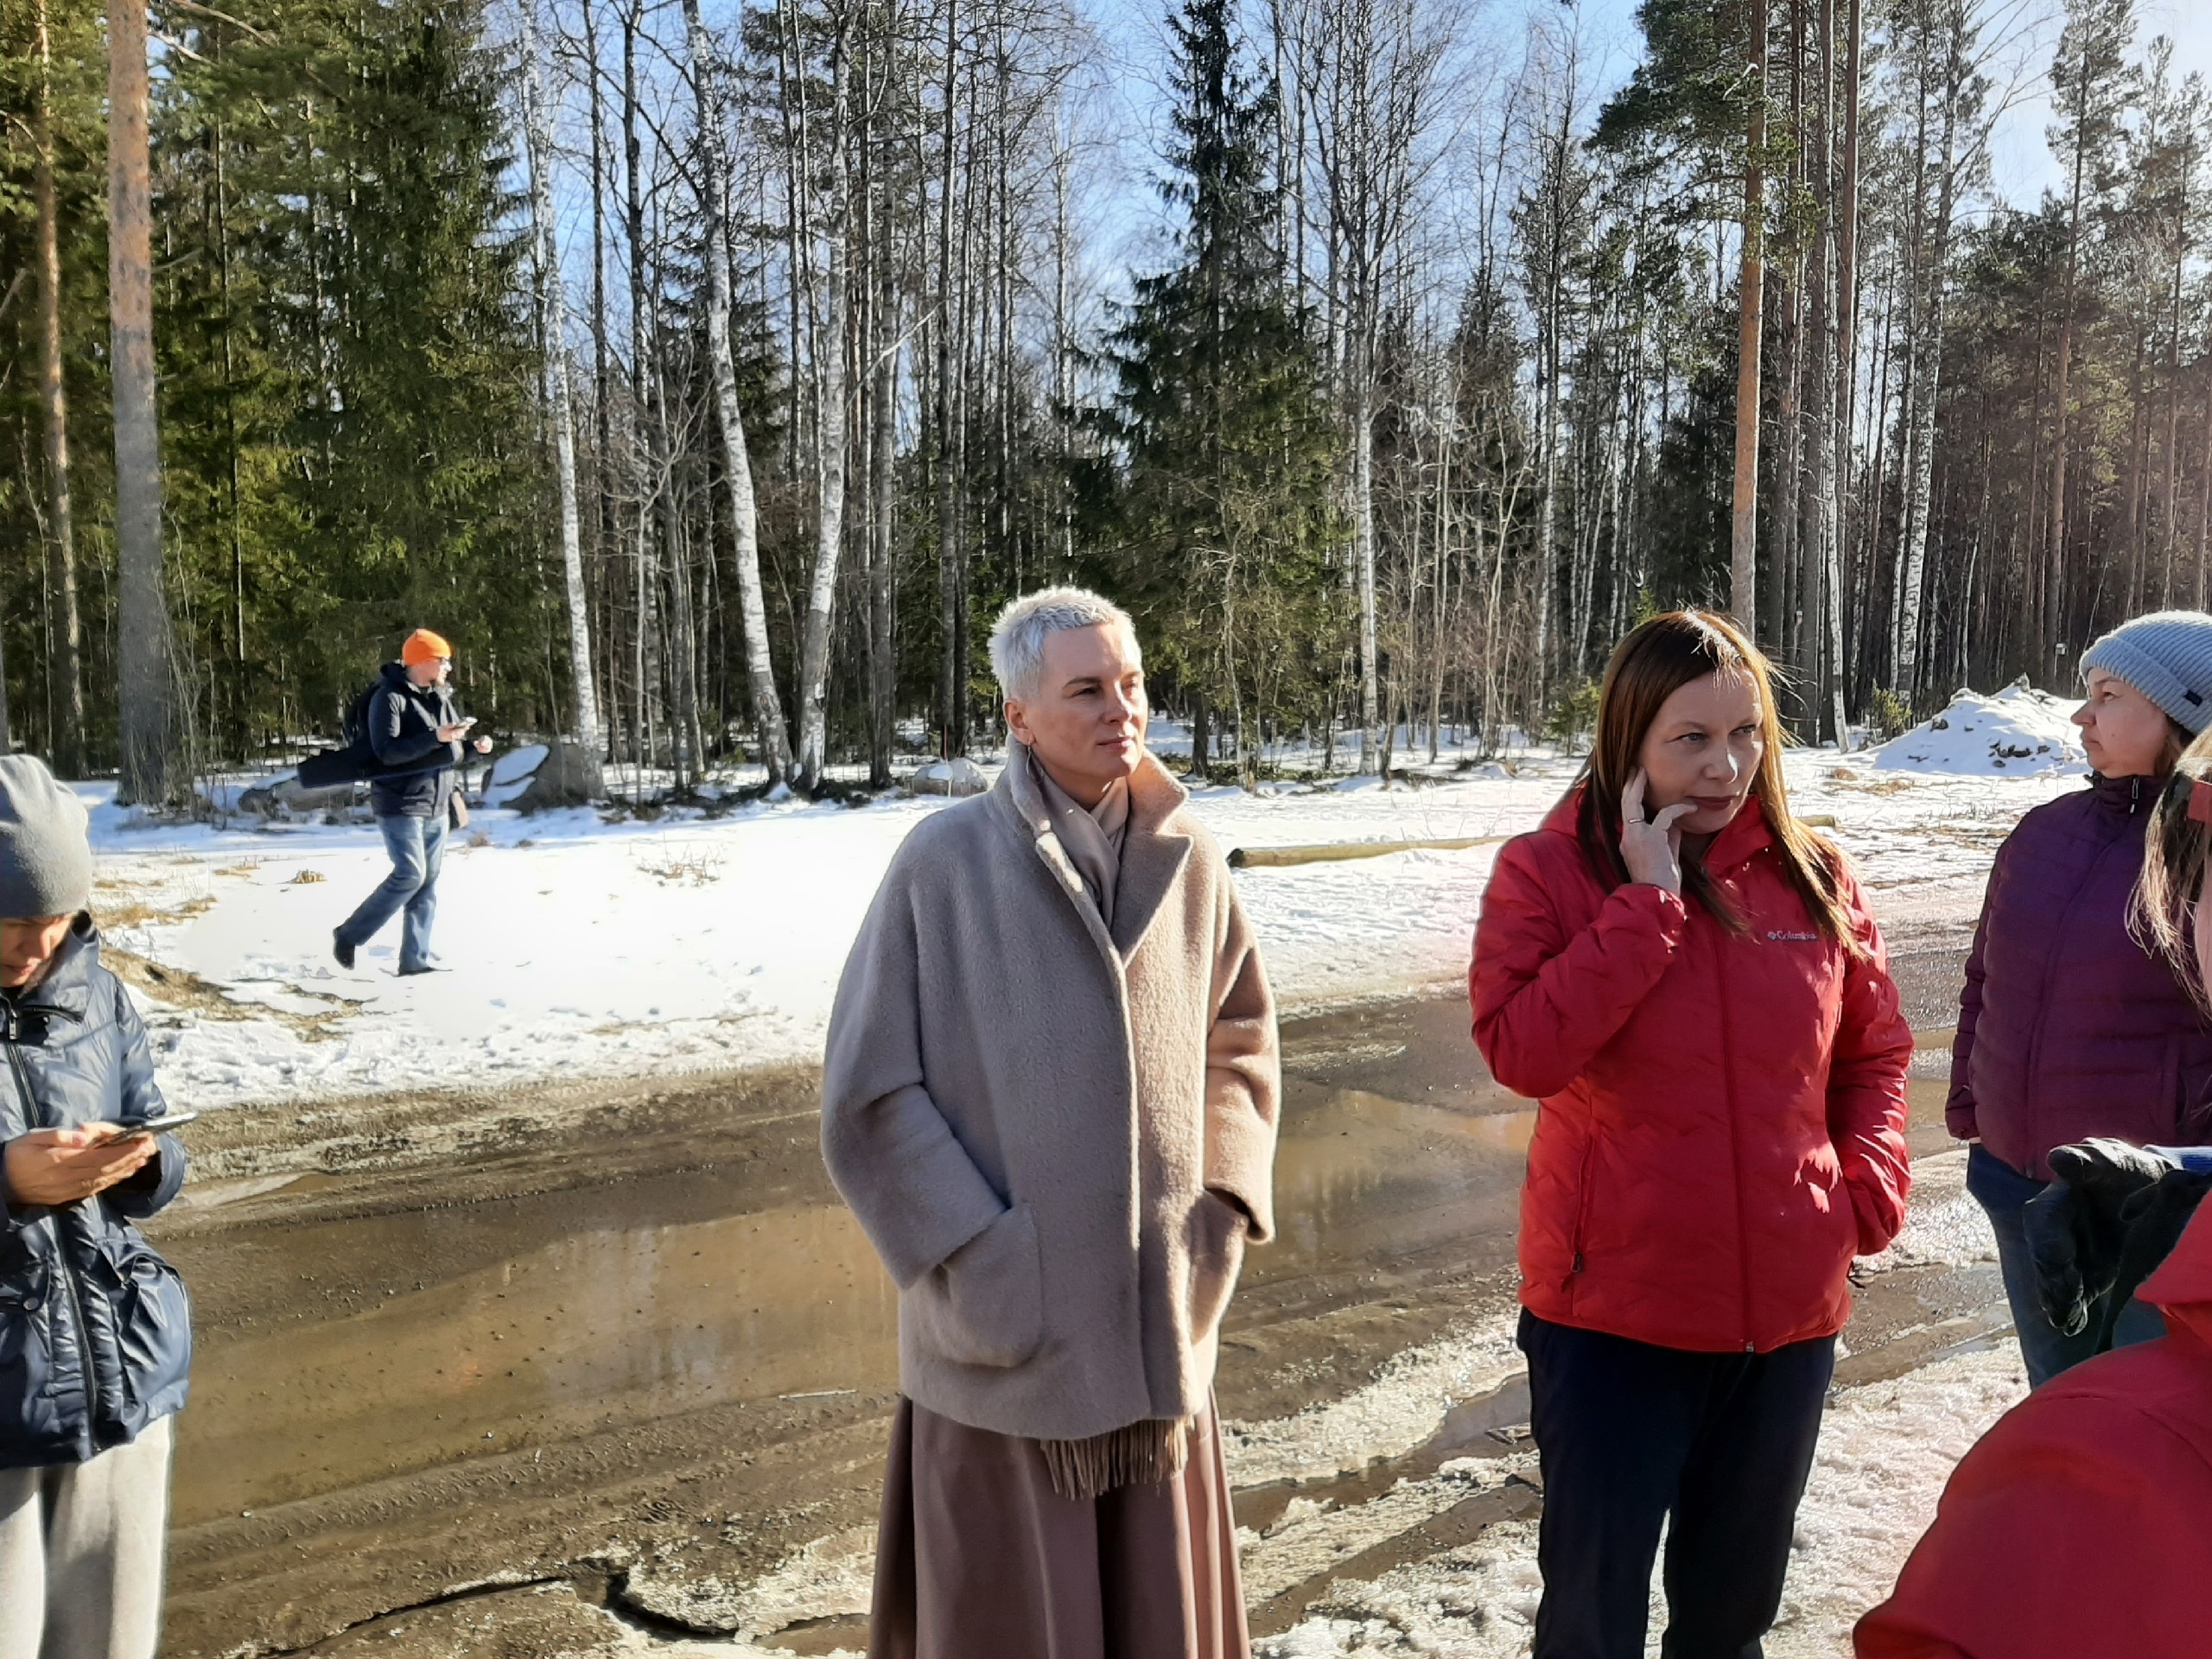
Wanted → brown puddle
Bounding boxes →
[168,991,1540,1531]
[179,1202,899,1521]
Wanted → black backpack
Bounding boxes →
[295,682,385,790]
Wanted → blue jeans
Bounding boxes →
[1967,1143,2166,1387]
[337,812,447,973]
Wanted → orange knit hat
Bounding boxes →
[401,628,453,666]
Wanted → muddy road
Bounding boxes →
[140,908,1986,1657]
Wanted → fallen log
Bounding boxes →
[1229,834,1511,869]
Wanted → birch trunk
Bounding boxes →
[1355,376,1381,772]
[683,0,791,781]
[1732,0,1767,634]
[796,18,850,792]
[518,0,601,755]
[936,0,963,758]
[1894,13,1959,707]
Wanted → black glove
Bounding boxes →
[2025,1139,2178,1338]
[2096,1168,2212,1350]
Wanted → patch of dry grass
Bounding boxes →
[91,895,218,930]
[102,946,363,1043]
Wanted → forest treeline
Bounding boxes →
[0,0,2204,798]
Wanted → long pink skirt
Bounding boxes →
[867,1396,1251,1659]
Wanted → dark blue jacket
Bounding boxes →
[0,919,190,1468]
[365,660,463,819]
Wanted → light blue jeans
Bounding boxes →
[337,812,448,973]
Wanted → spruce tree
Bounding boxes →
[1089,0,1339,779]
[155,0,546,737]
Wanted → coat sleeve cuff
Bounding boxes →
[1205,1103,1277,1244]
[103,1135,187,1220]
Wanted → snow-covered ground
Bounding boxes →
[1244,1148,2020,1658]
[84,726,2084,1112]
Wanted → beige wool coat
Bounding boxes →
[821,747,1280,1443]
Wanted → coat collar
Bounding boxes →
[999,747,1192,963]
[2088,769,2159,818]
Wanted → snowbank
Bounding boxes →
[1871,682,2084,774]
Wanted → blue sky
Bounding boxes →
[1078,0,2212,237]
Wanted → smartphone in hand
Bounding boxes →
[96,1111,199,1145]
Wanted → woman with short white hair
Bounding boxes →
[823,585,1280,1658]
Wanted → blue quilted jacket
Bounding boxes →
[0,919,190,1467]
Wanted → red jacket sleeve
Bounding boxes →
[1471,835,1686,1100]
[1827,862,1915,1257]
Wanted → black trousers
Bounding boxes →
[1517,1308,1834,1659]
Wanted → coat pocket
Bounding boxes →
[1185,1191,1249,1344]
[904,1204,1045,1370]
[0,1262,66,1454]
[90,1233,193,1412]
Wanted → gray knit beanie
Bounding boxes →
[2078,610,2212,734]
[0,756,93,919]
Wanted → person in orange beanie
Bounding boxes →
[332,629,491,976]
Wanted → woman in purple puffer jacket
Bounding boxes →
[1953,610,2212,1385]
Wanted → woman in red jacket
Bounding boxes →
[1853,1198,2212,1659]
[1472,611,1913,1659]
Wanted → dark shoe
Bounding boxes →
[396,963,444,976]
[333,933,355,969]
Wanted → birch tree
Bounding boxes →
[517,0,601,756]
[683,0,791,782]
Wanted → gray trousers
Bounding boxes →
[0,1416,172,1659]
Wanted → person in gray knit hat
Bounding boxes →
[2079,609,2212,746]
[0,755,192,1659]
[1946,610,2212,1394]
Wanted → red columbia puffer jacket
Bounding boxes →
[1471,789,1914,1353]
[1950,772,2212,1182]
[1854,1200,2212,1659]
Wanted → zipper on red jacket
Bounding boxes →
[1716,882,1756,1353]
[1567,1131,1598,1306]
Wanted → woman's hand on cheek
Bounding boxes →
[1621,768,1694,894]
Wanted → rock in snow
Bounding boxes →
[1871,678,2085,775]
[481,739,602,812]
[903,756,989,798]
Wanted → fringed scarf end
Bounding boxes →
[1039,1416,1192,1502]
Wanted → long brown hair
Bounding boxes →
[1573,610,1863,953]
[2133,724,2212,1009]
